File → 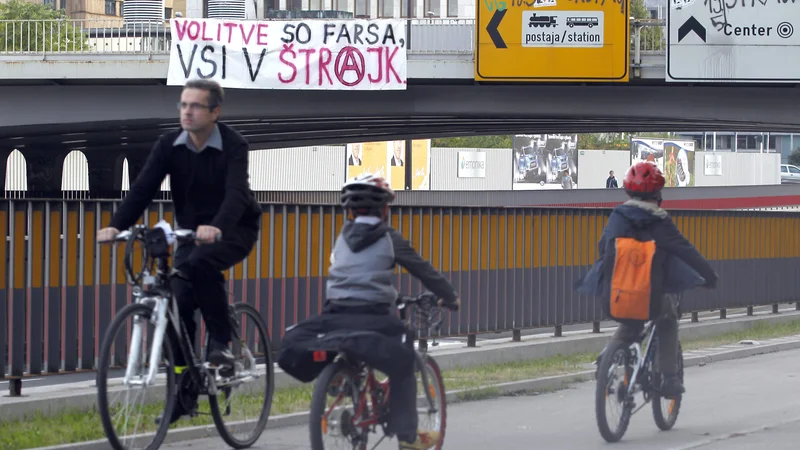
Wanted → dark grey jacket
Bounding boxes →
[326,216,458,307]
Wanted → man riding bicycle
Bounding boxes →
[97,79,262,425]
[577,162,718,399]
[278,173,460,450]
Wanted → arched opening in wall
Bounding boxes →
[6,149,27,199]
[62,150,89,200]
[121,158,171,194]
[122,157,130,191]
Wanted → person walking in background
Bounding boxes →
[606,170,619,188]
[561,170,574,190]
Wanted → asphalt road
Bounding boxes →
[0,305,783,389]
[163,340,800,449]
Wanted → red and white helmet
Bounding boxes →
[341,173,395,215]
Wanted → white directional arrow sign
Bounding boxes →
[668,1,800,82]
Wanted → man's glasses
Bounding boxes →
[177,102,214,111]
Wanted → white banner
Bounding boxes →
[458,151,486,178]
[167,18,408,90]
[704,154,723,176]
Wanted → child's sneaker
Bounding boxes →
[398,430,441,450]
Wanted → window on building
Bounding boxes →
[768,135,777,150]
[42,0,56,9]
[354,0,370,16]
[287,0,302,10]
[378,0,393,17]
[447,0,458,16]
[423,0,439,16]
[263,0,279,13]
[400,0,415,17]
[164,7,172,18]
[309,0,323,9]
[119,1,124,15]
[105,0,116,15]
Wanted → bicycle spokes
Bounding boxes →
[321,372,365,449]
[99,304,173,450]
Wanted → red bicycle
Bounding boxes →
[308,292,450,450]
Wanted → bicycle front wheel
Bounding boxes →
[97,302,176,450]
[416,355,447,449]
[594,339,634,443]
[209,302,275,449]
[652,341,684,431]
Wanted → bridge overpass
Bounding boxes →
[1,18,800,139]
[3,19,800,192]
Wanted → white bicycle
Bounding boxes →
[95,223,274,450]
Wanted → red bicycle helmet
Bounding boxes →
[623,162,665,199]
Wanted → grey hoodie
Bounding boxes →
[326,216,458,308]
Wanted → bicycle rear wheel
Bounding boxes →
[309,360,367,450]
[209,303,275,449]
[416,355,447,449]
[97,302,176,450]
[594,339,634,443]
[652,341,684,431]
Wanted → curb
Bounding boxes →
[29,336,800,450]
[7,309,800,424]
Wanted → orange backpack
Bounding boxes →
[607,236,657,321]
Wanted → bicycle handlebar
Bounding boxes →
[396,291,458,337]
[110,227,222,244]
[104,224,222,286]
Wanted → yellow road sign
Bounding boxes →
[475,0,630,82]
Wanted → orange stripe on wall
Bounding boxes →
[48,208,61,288]
[83,209,95,285]
[31,208,44,289]
[12,209,25,289]
[0,208,7,290]
[99,210,112,284]
[260,212,271,279]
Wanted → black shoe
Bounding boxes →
[155,374,199,425]
[207,339,236,378]
[660,374,685,400]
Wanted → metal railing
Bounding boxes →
[0,17,664,57]
[2,197,800,378]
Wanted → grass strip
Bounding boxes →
[3,319,800,450]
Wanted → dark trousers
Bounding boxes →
[168,225,258,367]
[323,303,419,442]
[612,294,680,376]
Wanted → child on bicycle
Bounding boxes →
[576,162,718,399]
[279,173,460,450]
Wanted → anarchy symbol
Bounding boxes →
[335,47,366,87]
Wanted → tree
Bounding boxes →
[579,132,675,150]
[433,133,677,150]
[432,135,512,148]
[630,0,664,52]
[0,0,88,52]
[788,148,800,167]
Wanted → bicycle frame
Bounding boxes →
[118,226,259,392]
[626,320,658,396]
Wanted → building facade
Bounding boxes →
[677,131,798,163]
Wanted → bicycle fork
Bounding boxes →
[123,296,169,387]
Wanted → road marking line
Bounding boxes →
[667,414,800,449]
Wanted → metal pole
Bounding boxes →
[403,0,414,191]
[405,139,413,190]
[406,0,413,50]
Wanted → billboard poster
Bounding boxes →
[630,137,665,173]
[512,134,578,190]
[346,139,431,190]
[664,140,696,187]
